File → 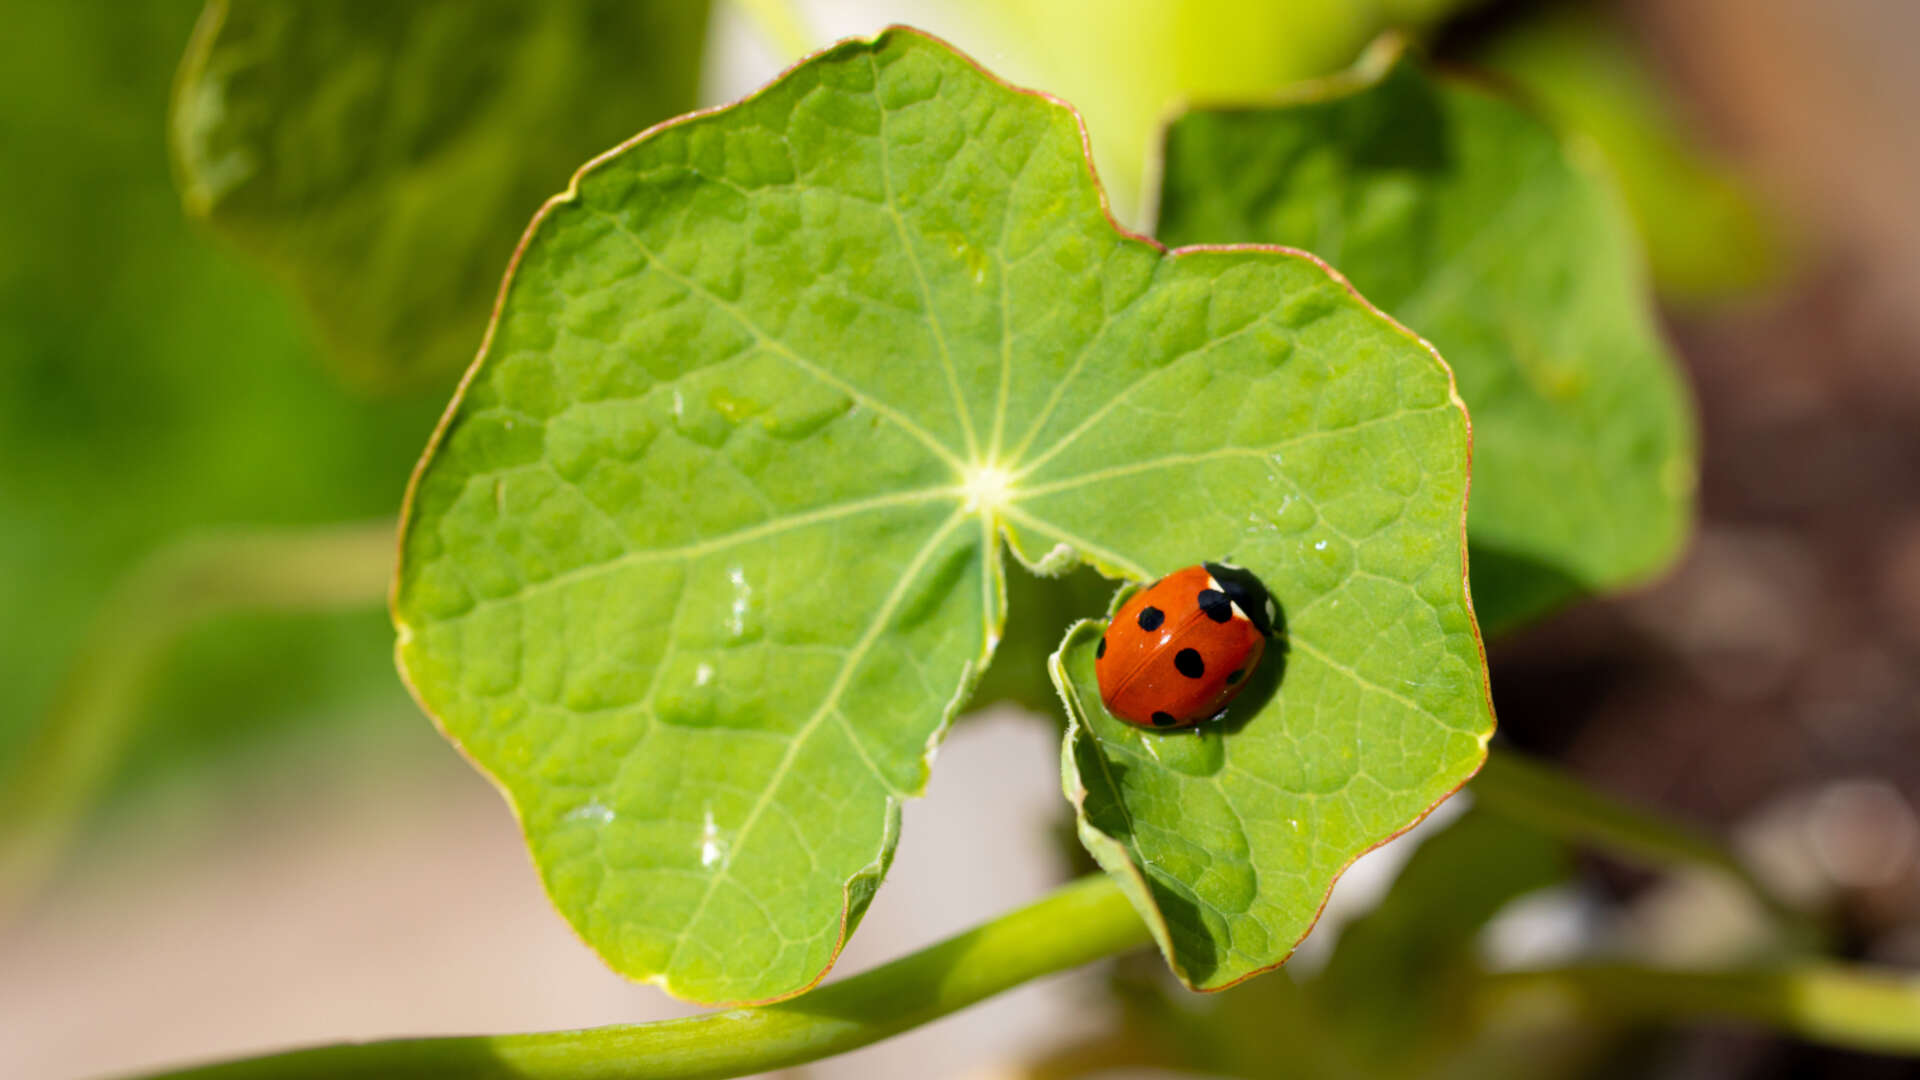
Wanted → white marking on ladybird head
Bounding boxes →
[1206,571,1254,623]
[961,463,1015,515]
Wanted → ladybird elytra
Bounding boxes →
[1094,562,1274,730]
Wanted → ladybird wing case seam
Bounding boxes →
[1098,579,1188,707]
[1098,563,1276,729]
[1105,599,1213,705]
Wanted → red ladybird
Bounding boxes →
[1095,562,1277,729]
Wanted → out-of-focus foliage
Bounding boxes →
[0,2,440,789]
[966,0,1781,305]
[172,0,712,391]
[1474,4,1786,305]
[975,0,1489,227]
[1112,806,1575,1079]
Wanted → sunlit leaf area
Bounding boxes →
[4,3,1918,1080]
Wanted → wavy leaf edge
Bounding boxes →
[391,23,1492,1004]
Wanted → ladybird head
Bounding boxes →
[1203,561,1277,638]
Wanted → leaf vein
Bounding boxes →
[1013,315,1275,480]
[589,205,967,472]
[663,508,970,973]
[428,486,960,626]
[868,52,978,462]
[998,507,1152,580]
[1016,406,1451,497]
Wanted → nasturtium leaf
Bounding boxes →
[1156,41,1696,633]
[171,0,710,390]
[394,26,1492,1004]
[1054,559,1490,988]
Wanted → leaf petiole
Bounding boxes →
[1472,747,1818,941]
[133,874,1151,1080]
[0,520,396,918]
[1478,962,1920,1055]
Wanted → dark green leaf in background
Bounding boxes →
[1312,805,1567,1067]
[395,28,1493,1003]
[1106,806,1569,1079]
[0,2,440,787]
[171,0,711,390]
[1474,4,1787,306]
[1157,42,1696,632]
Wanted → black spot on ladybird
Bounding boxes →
[1204,561,1276,638]
[1197,588,1232,623]
[1137,606,1165,631]
[1096,635,1106,659]
[1151,711,1178,727]
[1174,648,1205,678]
[1227,667,1244,684]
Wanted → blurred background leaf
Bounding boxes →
[1087,805,1575,1080]
[1470,3,1788,306]
[2,0,722,871]
[172,0,712,391]
[0,2,442,800]
[956,0,1787,308]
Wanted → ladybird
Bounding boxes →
[1095,562,1277,729]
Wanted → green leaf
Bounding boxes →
[394,26,1492,1004]
[1155,42,1696,632]
[171,0,710,390]
[1054,597,1490,989]
[0,2,441,794]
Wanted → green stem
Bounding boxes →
[139,874,1151,1080]
[1480,963,1920,1056]
[1472,747,1812,936]
[0,520,396,916]
[729,0,814,61]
